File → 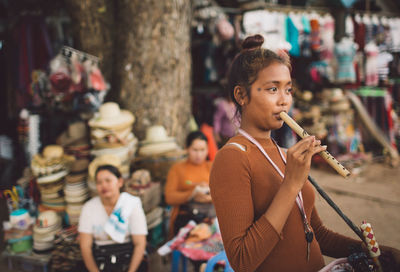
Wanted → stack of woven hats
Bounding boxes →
[33,210,62,254]
[56,121,91,161]
[89,102,138,178]
[31,145,74,212]
[64,159,90,225]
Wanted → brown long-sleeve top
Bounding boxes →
[210,135,362,272]
[165,159,213,238]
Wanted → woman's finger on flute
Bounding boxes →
[289,136,315,158]
[304,142,327,162]
[313,139,321,147]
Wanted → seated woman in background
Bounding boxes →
[165,131,214,239]
[79,165,148,272]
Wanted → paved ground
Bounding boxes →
[311,162,400,265]
[312,163,400,249]
[1,162,399,271]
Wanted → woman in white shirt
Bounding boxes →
[79,165,148,272]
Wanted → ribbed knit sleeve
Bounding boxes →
[311,206,362,258]
[210,146,282,272]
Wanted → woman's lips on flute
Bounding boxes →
[275,111,287,120]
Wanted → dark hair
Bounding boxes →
[186,131,208,148]
[227,34,292,114]
[95,164,122,180]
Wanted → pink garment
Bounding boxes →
[320,16,335,61]
[365,43,379,86]
[213,98,237,138]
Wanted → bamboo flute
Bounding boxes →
[279,111,351,178]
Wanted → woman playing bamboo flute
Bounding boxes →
[209,34,400,272]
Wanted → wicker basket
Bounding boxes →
[145,206,164,230]
[125,182,162,213]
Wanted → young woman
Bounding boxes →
[165,131,213,238]
[210,35,400,272]
[79,165,147,272]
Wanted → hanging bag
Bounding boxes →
[92,242,148,272]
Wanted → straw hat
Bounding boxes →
[138,142,179,156]
[56,122,88,147]
[65,173,87,184]
[34,211,61,232]
[43,145,64,159]
[138,125,179,156]
[90,139,136,161]
[88,102,134,129]
[33,232,56,243]
[31,145,75,177]
[140,125,175,145]
[88,154,122,181]
[37,179,65,192]
[65,193,89,203]
[91,126,132,141]
[36,170,68,184]
[39,186,65,197]
[64,187,88,198]
[41,196,65,204]
[70,159,89,174]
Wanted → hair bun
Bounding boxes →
[242,34,264,51]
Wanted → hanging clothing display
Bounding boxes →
[310,18,321,52]
[286,15,300,57]
[242,10,290,52]
[320,14,335,61]
[12,16,53,109]
[352,15,366,52]
[300,15,312,57]
[334,38,358,83]
[389,18,400,52]
[365,42,380,86]
[377,51,394,82]
[30,46,108,113]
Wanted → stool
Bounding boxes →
[171,250,188,272]
[205,251,233,272]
